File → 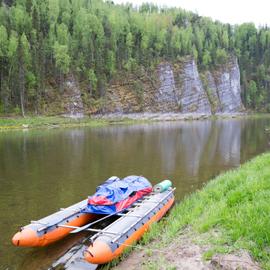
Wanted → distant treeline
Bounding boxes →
[0,0,270,115]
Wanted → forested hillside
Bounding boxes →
[0,0,270,115]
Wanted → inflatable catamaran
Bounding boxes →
[12,176,175,264]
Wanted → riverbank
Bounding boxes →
[0,112,251,131]
[109,153,270,270]
[0,116,141,131]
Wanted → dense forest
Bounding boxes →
[0,0,270,115]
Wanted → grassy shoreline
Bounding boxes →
[0,116,150,131]
[0,112,267,131]
[110,153,270,269]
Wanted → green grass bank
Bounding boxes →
[0,116,103,130]
[109,153,270,269]
[148,153,270,269]
[0,113,264,131]
[0,116,148,131]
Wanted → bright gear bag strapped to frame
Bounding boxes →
[83,176,152,215]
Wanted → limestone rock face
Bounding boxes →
[204,57,243,113]
[203,71,222,113]
[215,58,243,113]
[155,63,178,112]
[96,56,244,114]
[177,59,212,114]
[152,60,212,114]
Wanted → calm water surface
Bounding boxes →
[0,117,270,269]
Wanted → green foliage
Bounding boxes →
[26,71,37,98]
[215,48,228,65]
[10,4,31,34]
[192,45,198,61]
[202,50,211,67]
[124,58,137,72]
[7,31,18,58]
[53,42,70,74]
[105,50,116,78]
[87,68,97,94]
[0,25,8,57]
[20,33,31,66]
[247,80,258,108]
[56,23,69,45]
[0,101,4,115]
[1,0,270,113]
[221,30,229,49]
[13,105,21,115]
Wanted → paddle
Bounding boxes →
[70,209,125,234]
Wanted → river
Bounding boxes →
[0,117,269,269]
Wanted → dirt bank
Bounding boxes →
[113,228,261,270]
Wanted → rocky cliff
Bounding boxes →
[102,56,244,115]
[53,56,243,117]
[203,57,243,113]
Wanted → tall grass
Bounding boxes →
[144,153,270,269]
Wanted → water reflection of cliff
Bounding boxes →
[94,120,244,188]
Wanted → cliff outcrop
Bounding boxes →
[203,57,243,113]
[175,59,212,114]
[102,56,244,115]
[55,56,244,116]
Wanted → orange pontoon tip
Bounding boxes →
[11,199,94,247]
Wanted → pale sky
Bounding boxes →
[113,0,270,26]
